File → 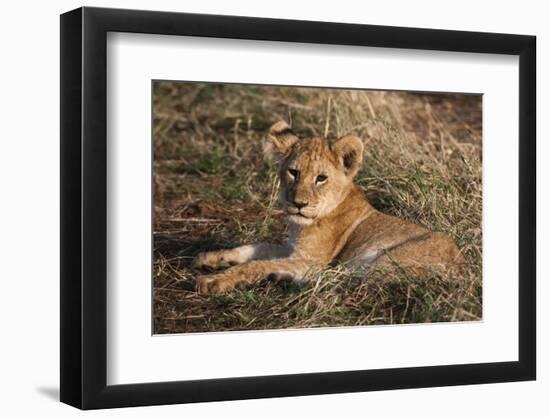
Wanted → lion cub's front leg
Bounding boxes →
[196,258,311,294]
[194,243,291,270]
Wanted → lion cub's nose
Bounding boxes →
[294,200,309,209]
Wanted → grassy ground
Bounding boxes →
[152,81,482,334]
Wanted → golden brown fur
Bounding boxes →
[194,121,465,293]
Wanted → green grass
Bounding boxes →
[152,82,482,334]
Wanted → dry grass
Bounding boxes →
[152,81,482,334]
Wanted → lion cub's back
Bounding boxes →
[337,210,465,272]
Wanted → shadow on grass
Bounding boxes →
[154,238,238,266]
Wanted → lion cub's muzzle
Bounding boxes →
[286,202,318,224]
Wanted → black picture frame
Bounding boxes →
[60,6,536,410]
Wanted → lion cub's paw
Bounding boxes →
[196,274,242,294]
[193,250,237,270]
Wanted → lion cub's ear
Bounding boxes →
[332,135,364,177]
[263,121,299,161]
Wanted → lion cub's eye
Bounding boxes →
[316,174,328,184]
[288,169,299,180]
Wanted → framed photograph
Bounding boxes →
[60,6,536,409]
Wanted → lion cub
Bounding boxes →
[194,121,464,293]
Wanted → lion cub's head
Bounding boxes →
[264,121,364,226]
